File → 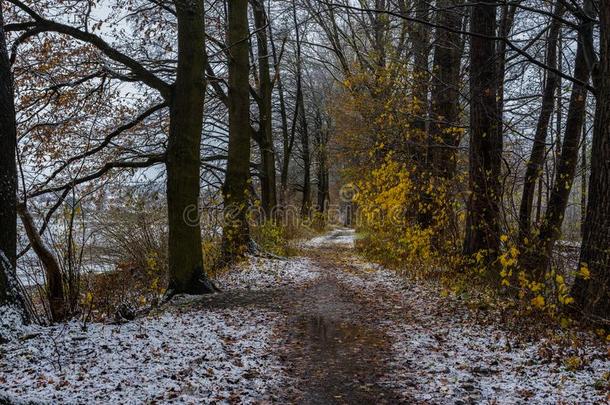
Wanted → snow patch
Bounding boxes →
[335,256,610,404]
[0,306,285,403]
[301,228,356,248]
[215,256,319,290]
[0,305,27,343]
[386,321,609,403]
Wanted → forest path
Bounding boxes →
[267,229,609,404]
[2,232,606,404]
[204,228,409,403]
[275,231,408,403]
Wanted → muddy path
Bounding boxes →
[277,247,405,404]
[196,235,408,403]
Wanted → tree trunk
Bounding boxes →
[314,110,330,213]
[518,4,564,241]
[316,149,329,214]
[0,4,29,327]
[292,1,311,217]
[580,119,587,237]
[299,94,311,217]
[0,3,17,305]
[412,0,433,229]
[495,2,517,125]
[372,0,388,68]
[252,0,277,219]
[222,0,252,261]
[429,0,464,179]
[525,19,593,280]
[411,0,430,138]
[571,0,610,320]
[463,0,503,263]
[17,204,65,321]
[166,0,215,294]
[271,32,292,210]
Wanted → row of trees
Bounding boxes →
[0,0,608,324]
[302,0,608,321]
[463,0,609,320]
[0,0,333,321]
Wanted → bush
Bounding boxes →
[353,156,462,276]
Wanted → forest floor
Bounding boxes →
[1,229,609,404]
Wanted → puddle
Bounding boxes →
[282,273,402,404]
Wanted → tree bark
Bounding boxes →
[580,119,587,237]
[411,0,430,137]
[313,109,330,213]
[495,2,518,125]
[299,91,311,217]
[571,0,610,321]
[429,0,464,179]
[222,0,252,261]
[518,4,564,241]
[269,25,293,210]
[0,5,30,328]
[525,17,593,280]
[252,0,277,219]
[0,3,18,306]
[166,0,215,294]
[292,1,311,217]
[463,0,503,262]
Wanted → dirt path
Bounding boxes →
[270,230,609,404]
[192,229,610,404]
[277,247,404,404]
[202,231,407,403]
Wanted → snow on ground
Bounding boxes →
[376,272,610,404]
[386,319,609,403]
[215,256,319,290]
[0,306,285,404]
[0,255,322,404]
[0,305,27,343]
[1,230,608,404]
[327,230,610,404]
[300,228,356,248]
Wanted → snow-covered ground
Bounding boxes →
[215,256,319,290]
[1,230,608,404]
[0,256,314,404]
[301,228,356,248]
[325,233,610,404]
[0,308,283,404]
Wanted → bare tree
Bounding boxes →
[7,0,216,295]
[0,2,28,324]
[523,5,593,280]
[518,3,564,241]
[252,0,277,218]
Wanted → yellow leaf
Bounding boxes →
[531,295,545,309]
